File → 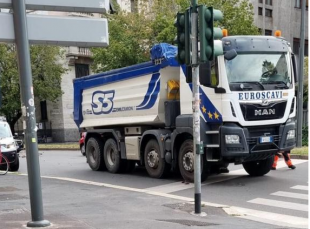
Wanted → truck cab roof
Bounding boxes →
[222,36,290,53]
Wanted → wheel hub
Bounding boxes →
[183,151,194,172]
[107,148,116,165]
[147,150,159,169]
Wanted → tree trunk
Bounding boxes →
[7,110,22,135]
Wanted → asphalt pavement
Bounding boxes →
[0,150,308,229]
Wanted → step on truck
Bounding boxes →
[73,34,297,182]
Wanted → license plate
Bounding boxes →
[259,136,273,143]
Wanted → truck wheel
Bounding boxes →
[104,138,122,174]
[144,139,169,178]
[86,137,105,171]
[242,156,274,176]
[178,139,207,183]
[10,156,19,172]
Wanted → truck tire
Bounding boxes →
[242,156,274,176]
[178,139,207,183]
[86,137,105,171]
[104,138,122,174]
[144,139,170,179]
[10,156,19,172]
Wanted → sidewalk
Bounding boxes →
[0,174,281,229]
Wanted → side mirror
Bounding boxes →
[292,54,298,83]
[199,62,213,87]
[224,49,237,61]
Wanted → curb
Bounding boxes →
[290,155,308,160]
[38,148,79,151]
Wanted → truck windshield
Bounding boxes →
[225,53,291,86]
[0,123,12,138]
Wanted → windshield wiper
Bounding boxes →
[262,81,289,89]
[230,81,265,90]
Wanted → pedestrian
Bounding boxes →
[271,151,296,170]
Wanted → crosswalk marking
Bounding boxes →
[248,198,308,212]
[226,207,308,229]
[291,185,308,191]
[271,191,308,200]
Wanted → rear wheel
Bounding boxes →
[86,137,105,171]
[242,156,274,176]
[144,139,170,179]
[104,138,122,173]
[178,139,207,183]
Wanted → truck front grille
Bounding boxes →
[240,101,287,121]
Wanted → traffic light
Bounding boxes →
[198,6,223,62]
[174,10,191,65]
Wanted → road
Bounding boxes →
[17,150,308,228]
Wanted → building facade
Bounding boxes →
[249,0,308,56]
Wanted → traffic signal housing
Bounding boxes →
[198,6,223,62]
[174,10,191,65]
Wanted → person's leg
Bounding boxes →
[283,151,296,169]
[271,153,281,170]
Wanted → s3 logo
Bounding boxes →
[91,90,115,115]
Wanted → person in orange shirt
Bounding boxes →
[271,150,296,170]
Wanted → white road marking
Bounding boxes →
[271,191,308,200]
[145,159,308,193]
[248,198,308,212]
[291,185,308,191]
[225,207,308,229]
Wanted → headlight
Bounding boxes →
[287,130,295,140]
[225,135,240,144]
[7,143,15,149]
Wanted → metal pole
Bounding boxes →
[12,0,50,227]
[191,0,202,215]
[297,0,306,148]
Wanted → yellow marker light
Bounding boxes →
[275,30,282,37]
[222,29,228,37]
[167,80,180,100]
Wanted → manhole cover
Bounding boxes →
[0,194,27,201]
[158,219,217,227]
[0,186,20,192]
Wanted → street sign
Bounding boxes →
[0,0,110,13]
[0,13,109,47]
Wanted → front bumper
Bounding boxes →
[1,150,18,164]
[220,121,296,161]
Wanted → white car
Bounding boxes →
[0,120,19,171]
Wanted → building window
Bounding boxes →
[259,0,263,3]
[40,101,47,121]
[265,9,272,17]
[75,64,90,78]
[266,0,272,5]
[265,30,272,35]
[295,0,309,10]
[293,38,309,56]
[258,7,263,15]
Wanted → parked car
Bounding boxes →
[0,117,19,171]
[14,136,24,152]
[79,132,86,156]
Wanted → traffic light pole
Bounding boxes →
[12,0,50,227]
[296,0,306,148]
[191,0,202,215]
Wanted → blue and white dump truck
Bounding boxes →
[73,35,297,182]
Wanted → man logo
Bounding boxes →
[261,100,270,106]
[255,109,276,116]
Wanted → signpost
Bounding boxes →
[0,0,109,227]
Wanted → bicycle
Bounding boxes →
[0,150,9,175]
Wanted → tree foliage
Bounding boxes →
[0,44,66,132]
[91,0,259,73]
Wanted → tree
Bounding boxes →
[0,44,66,133]
[91,0,259,73]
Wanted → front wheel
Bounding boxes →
[178,139,207,183]
[10,156,19,172]
[242,156,274,176]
